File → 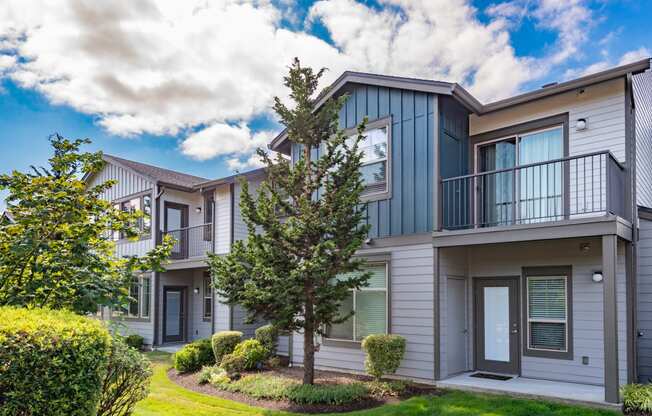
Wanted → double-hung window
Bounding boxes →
[524,266,572,359]
[326,263,388,343]
[203,272,212,321]
[345,117,391,200]
[116,273,151,319]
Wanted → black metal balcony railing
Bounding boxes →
[440,151,626,230]
[162,223,214,259]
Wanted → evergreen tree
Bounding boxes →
[209,59,371,384]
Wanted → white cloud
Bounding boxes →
[619,47,651,66]
[227,154,267,171]
[0,0,639,169]
[181,123,276,161]
[563,47,651,79]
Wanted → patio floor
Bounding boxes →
[438,372,610,407]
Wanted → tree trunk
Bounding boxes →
[303,324,315,385]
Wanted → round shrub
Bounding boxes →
[198,365,230,386]
[0,306,112,416]
[233,339,268,370]
[212,330,243,364]
[361,334,406,379]
[124,334,145,351]
[173,338,214,373]
[97,337,152,416]
[220,353,246,377]
[255,324,279,356]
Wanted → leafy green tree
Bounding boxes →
[209,59,371,385]
[0,134,172,314]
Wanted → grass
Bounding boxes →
[134,352,620,416]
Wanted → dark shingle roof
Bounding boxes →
[103,154,209,190]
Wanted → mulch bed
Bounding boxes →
[168,366,441,413]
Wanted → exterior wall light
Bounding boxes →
[576,118,588,131]
[592,272,603,283]
[193,287,200,294]
[195,206,202,213]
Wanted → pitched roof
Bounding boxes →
[103,154,209,190]
[269,58,651,154]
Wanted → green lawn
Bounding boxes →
[134,352,619,416]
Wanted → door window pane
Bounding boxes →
[166,291,181,337]
[479,139,516,226]
[483,286,510,362]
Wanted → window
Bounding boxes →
[524,267,572,359]
[203,193,214,241]
[326,263,388,343]
[347,123,389,197]
[113,194,152,240]
[203,272,212,320]
[115,274,151,319]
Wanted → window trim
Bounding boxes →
[203,272,212,322]
[521,266,573,360]
[323,257,391,349]
[342,116,393,203]
[113,273,152,322]
[111,190,153,242]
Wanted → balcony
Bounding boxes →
[439,151,626,231]
[162,223,214,260]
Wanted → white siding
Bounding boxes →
[87,162,153,202]
[233,177,263,242]
[290,243,435,383]
[634,71,652,209]
[214,184,232,254]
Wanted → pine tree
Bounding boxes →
[209,59,371,384]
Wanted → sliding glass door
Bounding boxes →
[476,126,563,226]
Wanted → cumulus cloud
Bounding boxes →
[0,0,636,167]
[563,47,651,79]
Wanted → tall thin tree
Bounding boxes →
[209,58,371,384]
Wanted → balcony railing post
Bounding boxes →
[606,155,612,215]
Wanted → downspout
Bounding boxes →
[211,192,216,335]
[229,182,235,331]
[153,185,165,346]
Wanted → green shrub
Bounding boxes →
[366,380,408,397]
[286,383,369,405]
[219,353,246,377]
[0,307,112,416]
[361,334,406,379]
[173,338,214,373]
[255,324,279,355]
[212,331,242,364]
[124,334,145,351]
[198,365,230,386]
[622,383,652,414]
[233,339,268,370]
[223,374,296,400]
[265,355,282,369]
[97,337,152,416]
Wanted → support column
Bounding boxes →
[603,235,619,403]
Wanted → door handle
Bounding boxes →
[510,329,519,334]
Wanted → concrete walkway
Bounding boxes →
[438,372,615,409]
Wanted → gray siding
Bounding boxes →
[233,176,262,242]
[231,304,264,339]
[634,70,652,209]
[637,218,652,381]
[290,243,435,382]
[292,85,438,238]
[454,237,628,387]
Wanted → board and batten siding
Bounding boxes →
[634,70,652,209]
[637,217,652,382]
[457,237,628,387]
[290,243,435,382]
[291,85,437,239]
[88,161,153,202]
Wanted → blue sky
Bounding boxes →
[0,0,650,210]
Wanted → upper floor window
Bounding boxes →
[345,117,391,201]
[113,193,152,240]
[326,263,388,343]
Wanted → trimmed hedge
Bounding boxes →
[0,307,112,416]
[255,324,278,356]
[219,353,246,377]
[212,331,242,364]
[173,338,214,373]
[361,334,406,379]
[233,339,268,370]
